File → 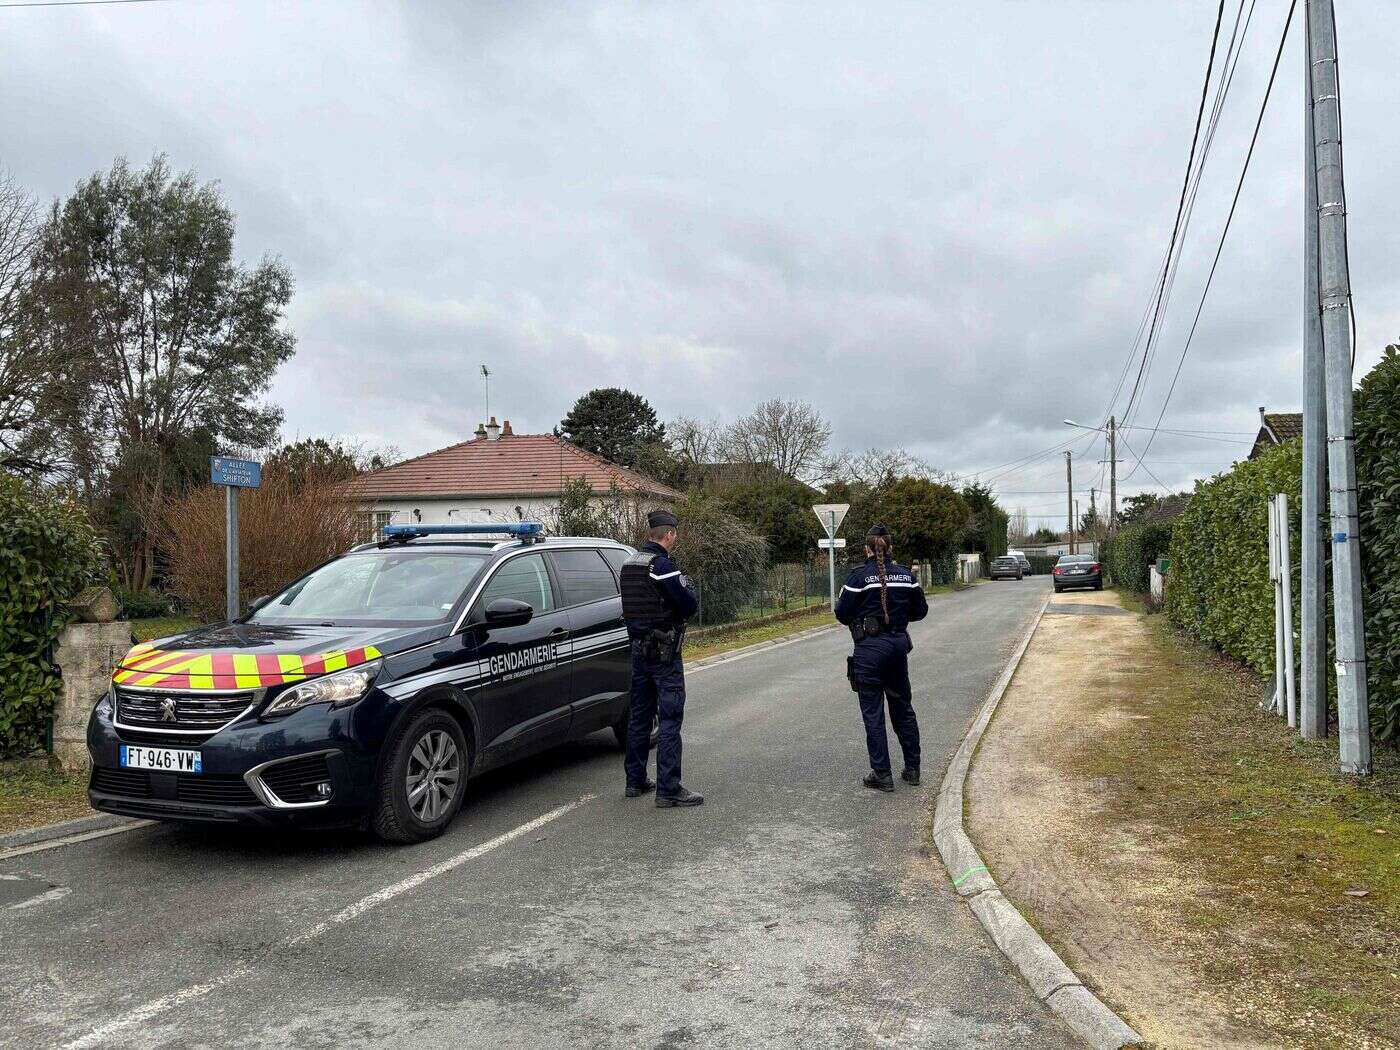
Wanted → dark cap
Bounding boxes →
[867,524,890,538]
[648,509,679,530]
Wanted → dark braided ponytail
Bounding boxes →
[869,533,891,624]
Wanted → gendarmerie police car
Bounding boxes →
[87,523,645,843]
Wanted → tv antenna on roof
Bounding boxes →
[480,365,491,423]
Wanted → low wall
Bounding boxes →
[53,621,130,773]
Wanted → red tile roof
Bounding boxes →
[346,433,682,501]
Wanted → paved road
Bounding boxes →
[3,577,1074,1049]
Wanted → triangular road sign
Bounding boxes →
[811,503,850,537]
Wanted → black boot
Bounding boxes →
[656,785,704,808]
[901,767,921,786]
[625,779,656,798]
[863,771,895,793]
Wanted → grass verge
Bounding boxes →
[0,764,91,837]
[1075,609,1398,1044]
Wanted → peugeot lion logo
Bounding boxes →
[159,698,178,723]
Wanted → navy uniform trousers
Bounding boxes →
[852,632,921,775]
[624,642,685,794]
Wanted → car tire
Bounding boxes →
[612,704,660,751]
[1053,585,1062,593]
[371,708,469,844]
[1095,580,1104,591]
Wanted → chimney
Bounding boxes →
[501,419,514,437]
[486,416,501,441]
[474,422,487,440]
[1258,406,1267,427]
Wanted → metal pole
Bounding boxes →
[1307,0,1370,773]
[1270,497,1284,714]
[225,485,239,621]
[1065,451,1075,554]
[1279,494,1298,727]
[827,510,838,611]
[1300,17,1329,740]
[1108,415,1118,535]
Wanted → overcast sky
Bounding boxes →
[5,0,1397,526]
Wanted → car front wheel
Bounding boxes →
[372,709,468,844]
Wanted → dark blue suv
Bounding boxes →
[87,525,641,842]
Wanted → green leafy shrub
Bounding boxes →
[115,587,173,620]
[1104,521,1175,594]
[1166,440,1302,677]
[0,476,107,756]
[1355,346,1400,745]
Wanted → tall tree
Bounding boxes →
[961,481,1009,561]
[0,169,75,475]
[264,437,368,491]
[875,478,972,561]
[721,398,831,482]
[30,156,295,588]
[557,387,665,468]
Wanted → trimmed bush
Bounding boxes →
[0,476,107,756]
[1166,441,1301,677]
[1355,345,1400,745]
[1104,521,1175,594]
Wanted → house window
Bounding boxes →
[356,510,394,544]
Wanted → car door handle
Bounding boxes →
[549,627,568,636]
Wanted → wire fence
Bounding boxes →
[690,555,957,629]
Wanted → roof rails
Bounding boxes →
[379,522,546,547]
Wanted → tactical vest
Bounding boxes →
[620,552,671,623]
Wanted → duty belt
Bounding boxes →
[850,616,887,642]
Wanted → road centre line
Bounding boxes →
[60,794,596,1050]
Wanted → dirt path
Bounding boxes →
[966,589,1397,1050]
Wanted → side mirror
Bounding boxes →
[483,597,533,629]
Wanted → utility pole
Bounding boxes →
[1300,12,1328,741]
[1065,451,1075,554]
[1307,0,1370,774]
[1089,487,1097,538]
[1108,415,1118,535]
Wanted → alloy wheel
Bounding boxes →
[405,729,461,823]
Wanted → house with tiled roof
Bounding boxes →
[345,417,681,540]
[1248,406,1303,460]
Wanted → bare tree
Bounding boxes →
[669,415,724,467]
[826,446,945,489]
[1007,506,1031,544]
[721,399,831,482]
[0,169,72,475]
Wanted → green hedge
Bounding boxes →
[1355,345,1400,745]
[0,476,107,756]
[1104,521,1175,594]
[1166,344,1400,745]
[1166,441,1301,676]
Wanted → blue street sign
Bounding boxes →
[210,456,261,489]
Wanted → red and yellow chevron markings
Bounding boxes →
[112,643,382,691]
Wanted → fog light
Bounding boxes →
[315,782,332,799]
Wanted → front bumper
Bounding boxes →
[87,699,381,829]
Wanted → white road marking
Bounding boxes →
[0,820,155,862]
[688,624,841,675]
[59,794,595,1049]
[7,885,72,910]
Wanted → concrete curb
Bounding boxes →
[933,596,1144,1050]
[0,812,138,852]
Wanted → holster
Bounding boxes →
[645,627,683,662]
[846,656,859,693]
[850,616,885,642]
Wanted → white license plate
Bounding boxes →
[120,745,202,773]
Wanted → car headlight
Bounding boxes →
[264,661,381,716]
[95,685,114,719]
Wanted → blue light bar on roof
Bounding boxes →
[382,522,545,539]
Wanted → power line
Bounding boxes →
[1125,0,1298,480]
[1119,0,1229,428]
[0,0,171,7]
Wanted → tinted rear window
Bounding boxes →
[550,549,619,606]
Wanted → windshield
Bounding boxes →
[249,550,490,625]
